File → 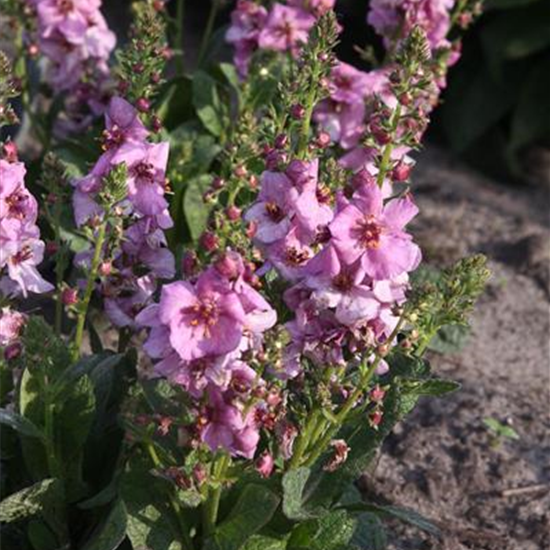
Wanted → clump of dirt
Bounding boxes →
[362,147,550,550]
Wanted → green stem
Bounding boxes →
[297,64,322,158]
[175,0,185,73]
[53,200,64,336]
[197,0,219,67]
[376,104,402,188]
[302,316,406,468]
[288,410,321,470]
[71,222,107,362]
[202,453,230,536]
[145,442,195,550]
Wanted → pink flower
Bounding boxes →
[158,272,247,362]
[258,4,315,53]
[111,141,170,217]
[244,171,296,244]
[0,307,26,347]
[103,97,149,150]
[256,451,275,478]
[226,0,268,77]
[329,62,373,105]
[329,183,421,280]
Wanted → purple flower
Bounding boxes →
[200,387,260,458]
[0,307,26,347]
[244,171,296,244]
[103,97,149,150]
[158,272,247,362]
[258,4,315,53]
[226,0,268,77]
[305,246,380,326]
[329,182,421,280]
[111,141,170,217]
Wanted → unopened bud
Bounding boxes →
[291,104,305,119]
[136,97,150,113]
[62,287,78,306]
[199,231,219,252]
[225,205,241,221]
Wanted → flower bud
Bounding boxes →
[181,251,198,276]
[246,221,257,239]
[248,174,259,189]
[225,205,241,221]
[369,385,386,403]
[99,261,112,276]
[255,452,275,478]
[199,231,219,252]
[291,104,305,120]
[46,241,58,256]
[211,176,225,190]
[316,131,331,148]
[214,253,240,280]
[392,161,412,182]
[136,97,150,113]
[369,409,383,428]
[193,464,207,485]
[274,134,288,149]
[1,141,18,162]
[4,342,22,361]
[62,287,78,306]
[27,43,39,57]
[151,115,162,133]
[234,165,247,178]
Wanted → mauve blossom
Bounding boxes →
[0,308,26,347]
[226,0,268,77]
[368,0,455,51]
[314,100,366,149]
[244,171,296,244]
[158,272,247,362]
[288,0,335,16]
[200,387,260,458]
[258,4,315,53]
[0,160,52,297]
[111,141,170,217]
[103,97,149,150]
[329,182,421,280]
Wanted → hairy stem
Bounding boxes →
[202,453,230,536]
[71,222,107,362]
[197,0,219,67]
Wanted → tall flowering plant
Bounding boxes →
[0,1,487,549]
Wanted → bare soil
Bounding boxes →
[361,148,550,550]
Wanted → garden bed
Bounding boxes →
[363,147,550,550]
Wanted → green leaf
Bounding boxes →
[288,510,357,550]
[156,76,194,131]
[0,409,44,439]
[122,461,182,550]
[27,520,58,550]
[408,379,461,397]
[81,499,127,550]
[193,71,224,136]
[204,484,280,550]
[282,467,313,520]
[351,513,387,550]
[218,63,242,95]
[340,503,440,538]
[240,535,288,550]
[183,174,212,240]
[0,479,62,523]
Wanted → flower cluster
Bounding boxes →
[226,0,334,77]
[245,160,420,380]
[28,0,116,132]
[0,145,53,297]
[73,97,174,328]
[138,251,278,458]
[368,0,455,52]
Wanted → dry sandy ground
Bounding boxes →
[362,148,550,550]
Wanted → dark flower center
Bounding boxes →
[265,201,284,222]
[5,189,28,219]
[11,246,33,265]
[284,247,310,266]
[133,162,156,183]
[332,271,354,292]
[57,0,74,14]
[355,215,382,249]
[102,125,124,150]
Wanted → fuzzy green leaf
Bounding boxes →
[81,499,127,550]
[282,467,313,520]
[288,510,357,550]
[0,479,62,523]
[0,409,44,439]
[204,484,280,550]
[183,174,212,240]
[193,71,224,136]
